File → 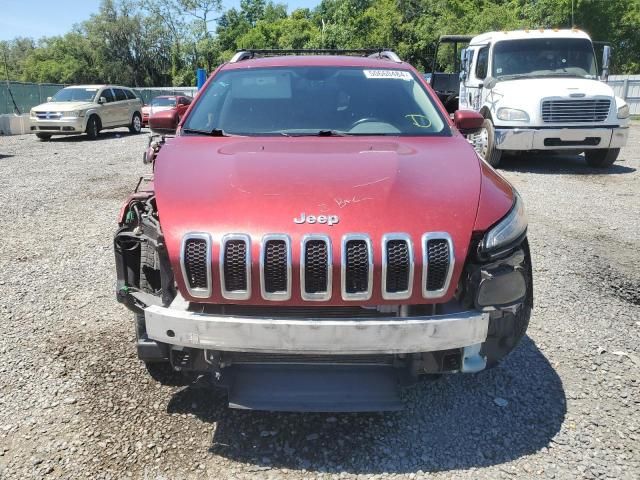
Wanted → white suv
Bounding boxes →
[30,85,143,141]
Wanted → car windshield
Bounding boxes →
[51,87,98,102]
[183,66,448,136]
[152,97,177,107]
[492,38,597,79]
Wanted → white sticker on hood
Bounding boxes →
[364,70,412,81]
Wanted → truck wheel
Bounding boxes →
[470,119,502,167]
[36,133,51,141]
[584,148,620,168]
[129,112,142,134]
[85,115,100,140]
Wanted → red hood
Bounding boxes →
[154,135,507,305]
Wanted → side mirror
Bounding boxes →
[601,45,611,81]
[454,110,484,135]
[46,96,53,102]
[98,96,107,104]
[148,110,178,135]
[483,77,498,89]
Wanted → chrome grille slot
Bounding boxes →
[422,233,454,299]
[382,234,413,299]
[220,234,251,300]
[341,234,373,300]
[541,99,611,123]
[260,234,291,300]
[180,233,212,298]
[301,235,332,301]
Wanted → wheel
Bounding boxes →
[584,148,619,168]
[36,133,51,141]
[469,118,502,167]
[129,112,142,134]
[85,115,100,139]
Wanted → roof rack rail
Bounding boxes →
[229,49,402,63]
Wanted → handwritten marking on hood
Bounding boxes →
[334,196,373,209]
[352,177,390,188]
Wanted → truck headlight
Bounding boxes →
[482,193,527,251]
[617,104,630,119]
[496,108,529,122]
[30,109,36,118]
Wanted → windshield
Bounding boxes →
[183,67,448,136]
[52,87,98,102]
[152,97,177,107]
[492,38,597,79]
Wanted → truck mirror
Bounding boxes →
[601,45,611,81]
[483,77,498,89]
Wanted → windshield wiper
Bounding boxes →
[182,127,230,137]
[318,130,350,137]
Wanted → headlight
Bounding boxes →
[30,109,36,118]
[65,111,83,118]
[482,192,528,251]
[497,108,529,122]
[617,104,630,119]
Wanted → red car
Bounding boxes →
[115,50,532,412]
[144,95,192,129]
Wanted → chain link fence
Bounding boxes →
[0,82,198,114]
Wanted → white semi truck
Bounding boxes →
[429,29,630,168]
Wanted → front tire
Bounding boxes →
[584,148,620,168]
[469,118,502,167]
[129,112,142,134]
[85,115,100,140]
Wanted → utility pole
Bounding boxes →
[571,0,575,27]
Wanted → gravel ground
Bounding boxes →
[0,126,638,480]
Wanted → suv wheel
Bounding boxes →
[86,115,100,140]
[36,133,51,141]
[584,148,620,168]
[469,118,502,167]
[129,112,142,134]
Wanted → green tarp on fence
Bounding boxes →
[0,82,197,114]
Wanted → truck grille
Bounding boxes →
[181,232,454,301]
[541,99,610,123]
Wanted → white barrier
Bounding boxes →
[0,114,31,136]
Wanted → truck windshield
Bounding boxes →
[183,66,448,136]
[51,87,98,102]
[492,38,597,79]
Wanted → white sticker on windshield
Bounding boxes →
[364,70,412,81]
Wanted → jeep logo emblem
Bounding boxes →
[293,213,339,226]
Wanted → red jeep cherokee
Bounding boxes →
[115,50,533,412]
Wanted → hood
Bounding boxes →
[33,101,95,112]
[489,77,616,126]
[154,136,489,305]
[493,76,613,99]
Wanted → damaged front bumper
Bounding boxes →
[145,305,489,357]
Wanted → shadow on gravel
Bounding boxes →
[48,130,142,142]
[501,152,636,175]
[166,336,566,474]
[0,154,14,160]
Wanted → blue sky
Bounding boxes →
[0,0,320,40]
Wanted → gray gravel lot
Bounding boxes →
[0,127,638,479]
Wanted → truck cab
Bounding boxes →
[432,29,630,168]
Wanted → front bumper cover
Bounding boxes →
[144,305,490,355]
[495,126,629,150]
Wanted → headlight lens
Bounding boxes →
[617,104,630,119]
[66,111,83,118]
[30,109,36,118]
[482,193,528,251]
[497,108,529,122]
